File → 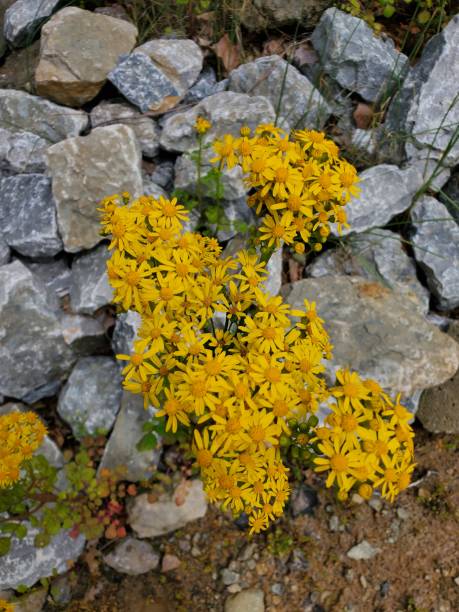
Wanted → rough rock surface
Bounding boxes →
[0,128,47,174]
[111,310,142,356]
[228,55,330,130]
[0,237,10,264]
[143,176,168,200]
[60,313,108,358]
[57,356,122,439]
[160,91,275,153]
[46,125,143,252]
[417,322,459,434]
[0,89,88,142]
[225,589,265,612]
[35,7,138,107]
[99,392,160,482]
[0,174,62,257]
[0,526,85,590]
[108,52,181,114]
[69,243,112,314]
[0,0,15,58]
[4,0,60,48]
[241,0,330,30]
[128,480,207,538]
[183,66,221,104]
[103,537,160,575]
[441,171,459,223]
[282,275,459,396]
[90,101,160,157]
[386,15,459,167]
[25,258,71,300]
[311,8,409,102]
[0,260,75,399]
[306,229,430,314]
[347,540,381,560]
[337,164,423,235]
[411,195,459,311]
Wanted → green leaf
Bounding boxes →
[136,433,158,452]
[15,524,27,539]
[0,537,11,555]
[383,6,395,18]
[16,584,29,594]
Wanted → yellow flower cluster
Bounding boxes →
[0,599,14,612]
[314,369,415,502]
[99,193,334,533]
[212,124,360,251]
[0,412,47,488]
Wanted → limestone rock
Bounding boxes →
[57,356,122,439]
[24,259,71,300]
[128,480,207,538]
[0,127,47,174]
[0,526,85,590]
[183,66,221,104]
[417,321,459,433]
[35,7,138,106]
[306,229,429,314]
[0,260,75,399]
[160,91,275,153]
[135,38,203,94]
[265,247,283,297]
[347,540,381,560]
[282,275,459,396]
[4,0,60,48]
[440,171,459,223]
[0,40,40,91]
[411,196,459,311]
[386,15,459,168]
[149,160,174,191]
[228,55,330,130]
[46,125,143,253]
[0,237,10,264]
[69,243,112,315]
[241,0,330,31]
[111,310,142,356]
[108,52,181,114]
[0,89,88,142]
[99,392,160,482]
[0,174,62,257]
[143,176,168,200]
[0,1,15,58]
[61,313,108,357]
[225,589,265,612]
[103,537,160,575]
[90,101,160,158]
[311,8,409,102]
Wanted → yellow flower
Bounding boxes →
[195,116,211,134]
[155,386,190,433]
[211,134,238,168]
[332,369,371,412]
[258,211,297,248]
[314,436,365,491]
[0,599,14,612]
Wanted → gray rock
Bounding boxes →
[350,128,381,160]
[0,526,85,590]
[10,586,47,611]
[111,310,142,356]
[21,380,61,405]
[98,391,160,482]
[90,101,160,158]
[0,1,15,58]
[265,247,283,297]
[142,176,168,200]
[228,55,330,130]
[282,275,459,396]
[149,160,174,190]
[4,0,60,47]
[311,8,409,102]
[0,174,62,257]
[135,38,203,94]
[103,537,160,575]
[0,128,47,174]
[183,66,220,104]
[411,195,459,311]
[0,89,88,142]
[0,237,10,264]
[0,39,40,91]
[347,540,381,560]
[225,589,265,612]
[213,197,256,243]
[418,322,459,433]
[221,568,240,585]
[61,313,108,357]
[108,52,181,114]
[404,156,451,193]
[336,164,423,235]
[69,243,112,315]
[306,229,430,314]
[440,171,459,223]
[160,91,275,153]
[386,15,459,168]
[46,125,143,253]
[241,0,330,30]
[24,258,71,300]
[35,7,138,107]
[57,357,122,439]
[0,260,75,398]
[128,480,207,537]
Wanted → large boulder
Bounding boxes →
[0,89,88,142]
[411,195,459,311]
[57,356,122,439]
[35,7,138,107]
[160,91,275,153]
[69,243,112,315]
[282,275,459,396]
[386,15,459,167]
[0,174,62,257]
[46,125,143,253]
[227,55,330,130]
[311,8,409,102]
[241,0,331,31]
[3,0,60,48]
[0,260,75,399]
[0,40,40,91]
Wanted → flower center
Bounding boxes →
[330,453,348,472]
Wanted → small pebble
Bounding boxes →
[161,554,181,572]
[454,576,459,586]
[347,540,381,560]
[360,575,368,588]
[227,583,242,594]
[397,507,410,520]
[221,568,240,586]
[271,583,283,595]
[380,580,390,597]
[369,498,383,512]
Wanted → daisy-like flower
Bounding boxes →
[258,211,297,248]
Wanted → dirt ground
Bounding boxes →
[57,424,459,612]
